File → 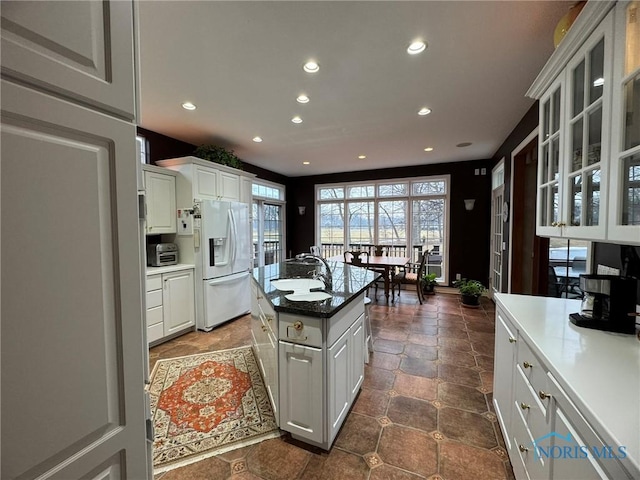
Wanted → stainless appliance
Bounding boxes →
[569,274,638,334]
[147,243,179,266]
[197,200,251,331]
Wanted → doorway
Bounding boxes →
[510,135,549,295]
[490,162,505,296]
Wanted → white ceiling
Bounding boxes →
[138,1,572,177]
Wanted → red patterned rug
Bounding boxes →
[149,346,279,472]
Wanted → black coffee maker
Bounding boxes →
[569,274,638,334]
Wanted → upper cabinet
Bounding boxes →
[608,1,640,242]
[143,165,177,235]
[157,156,255,205]
[528,1,640,245]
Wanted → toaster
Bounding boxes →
[147,243,178,267]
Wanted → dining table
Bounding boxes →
[328,254,410,302]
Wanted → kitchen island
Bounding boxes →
[251,259,379,450]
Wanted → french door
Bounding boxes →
[490,163,505,296]
[253,201,285,266]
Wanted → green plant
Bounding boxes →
[193,144,243,170]
[453,278,486,297]
[422,273,438,287]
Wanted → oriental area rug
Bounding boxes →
[148,346,280,472]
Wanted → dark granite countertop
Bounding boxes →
[251,260,380,318]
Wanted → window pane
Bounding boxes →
[378,183,407,197]
[411,181,446,196]
[252,202,259,267]
[622,152,640,225]
[346,185,374,198]
[587,107,602,166]
[263,204,283,265]
[319,203,345,246]
[347,201,374,248]
[585,168,600,226]
[378,200,407,249]
[589,38,605,104]
[319,187,344,200]
[412,199,445,264]
[571,117,583,172]
[572,59,585,117]
[623,73,640,151]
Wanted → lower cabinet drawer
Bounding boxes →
[146,289,163,309]
[146,305,163,327]
[148,322,164,344]
[279,313,322,348]
[147,274,162,292]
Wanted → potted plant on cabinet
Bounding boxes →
[453,278,486,307]
[193,144,243,170]
[421,273,438,295]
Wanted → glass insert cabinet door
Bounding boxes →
[608,1,640,243]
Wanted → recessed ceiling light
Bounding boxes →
[456,142,473,147]
[358,155,366,159]
[291,116,303,124]
[252,136,263,143]
[424,147,434,152]
[418,107,431,116]
[181,102,196,110]
[296,94,310,104]
[407,40,427,55]
[303,61,319,73]
[303,161,310,165]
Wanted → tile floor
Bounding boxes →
[150,290,515,480]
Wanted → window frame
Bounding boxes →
[315,175,451,284]
[252,179,286,267]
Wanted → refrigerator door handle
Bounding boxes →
[209,238,215,267]
[229,209,238,265]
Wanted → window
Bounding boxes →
[316,176,450,282]
[252,180,285,267]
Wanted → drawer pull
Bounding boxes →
[266,314,274,323]
[293,321,303,331]
[261,325,268,332]
[538,390,551,400]
[520,402,530,410]
[523,361,534,369]
[519,444,529,453]
[508,337,516,343]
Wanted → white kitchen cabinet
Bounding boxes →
[328,328,350,444]
[349,314,365,400]
[143,165,177,235]
[146,267,195,345]
[607,1,640,243]
[493,294,637,479]
[529,1,640,244]
[157,156,254,205]
[279,341,324,444]
[1,1,149,477]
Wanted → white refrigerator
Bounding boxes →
[198,200,251,331]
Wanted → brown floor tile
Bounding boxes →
[438,363,482,388]
[403,343,438,360]
[369,351,402,371]
[369,464,425,480]
[439,407,498,449]
[440,441,508,480]
[377,425,438,478]
[301,448,369,480]
[246,438,311,480]
[437,326,469,338]
[480,370,494,392]
[352,388,390,417]
[465,319,496,333]
[373,338,405,354]
[333,412,381,455]
[437,348,476,367]
[393,372,437,401]
[406,333,438,346]
[411,315,439,325]
[399,356,437,378]
[386,395,437,432]
[407,323,438,335]
[437,337,472,351]
[363,365,396,391]
[438,382,488,413]
[376,328,410,342]
[475,354,494,371]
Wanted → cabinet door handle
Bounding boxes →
[508,337,516,343]
[519,444,529,453]
[551,221,558,227]
[523,361,533,369]
[520,402,530,410]
[261,325,268,332]
[538,390,551,400]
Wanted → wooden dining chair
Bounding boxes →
[345,251,386,300]
[392,253,428,304]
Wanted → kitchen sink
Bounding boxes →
[270,278,325,293]
[285,291,332,302]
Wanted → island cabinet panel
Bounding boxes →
[328,329,350,445]
[278,342,324,445]
[349,314,365,400]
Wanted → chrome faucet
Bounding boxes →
[297,253,333,291]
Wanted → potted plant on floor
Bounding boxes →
[453,278,486,307]
[421,272,438,295]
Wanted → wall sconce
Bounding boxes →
[464,199,476,211]
[298,206,306,216]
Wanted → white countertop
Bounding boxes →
[495,293,640,477]
[146,263,195,276]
